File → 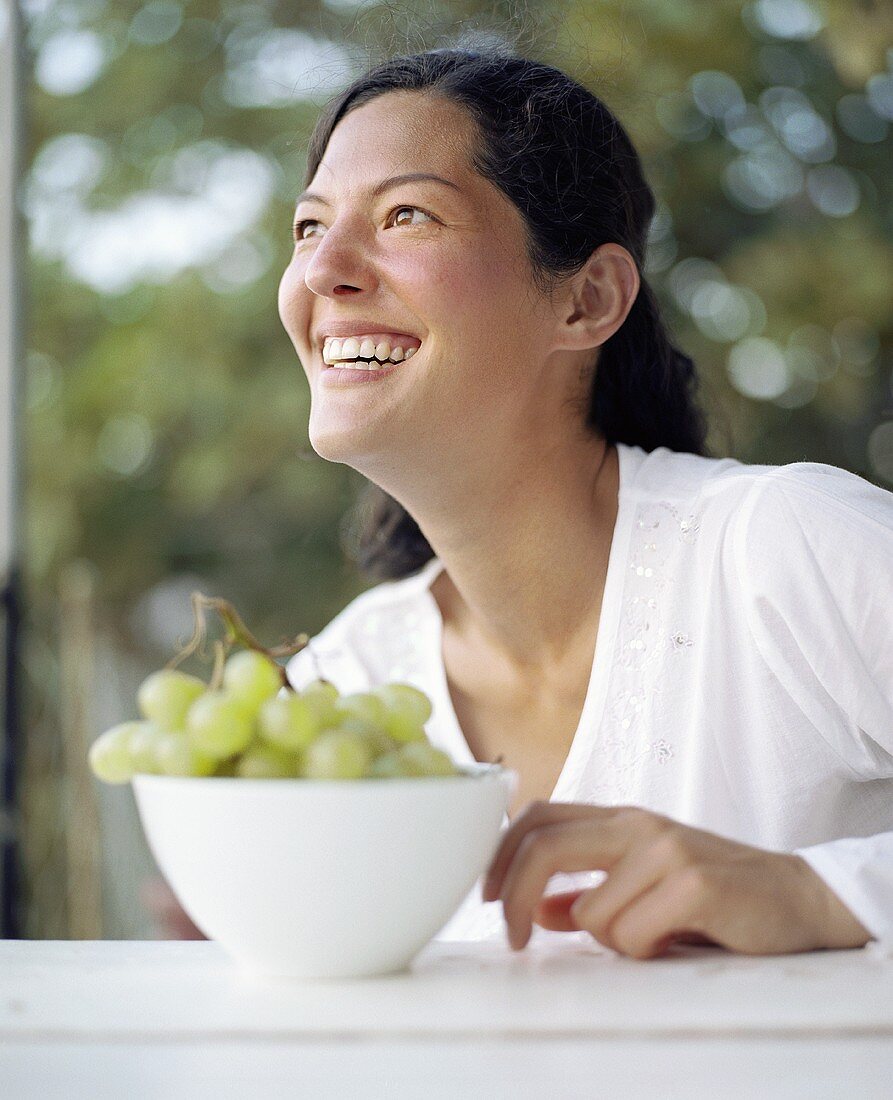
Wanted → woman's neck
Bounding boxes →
[423,439,619,678]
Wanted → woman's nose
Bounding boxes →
[302,220,377,298]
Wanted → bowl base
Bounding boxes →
[236,959,415,982]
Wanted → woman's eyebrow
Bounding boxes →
[295,173,463,208]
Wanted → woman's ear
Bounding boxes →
[560,243,641,351]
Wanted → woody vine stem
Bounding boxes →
[167,593,312,691]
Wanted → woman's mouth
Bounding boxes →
[322,335,421,368]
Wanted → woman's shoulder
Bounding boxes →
[285,559,438,687]
[622,442,892,527]
[730,458,893,591]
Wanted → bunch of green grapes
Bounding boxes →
[88,648,460,784]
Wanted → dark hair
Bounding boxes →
[303,46,713,582]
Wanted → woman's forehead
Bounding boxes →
[325,93,474,166]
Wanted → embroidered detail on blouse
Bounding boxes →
[675,513,701,543]
[382,608,430,683]
[652,738,674,763]
[591,499,704,799]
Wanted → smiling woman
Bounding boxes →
[268,45,893,959]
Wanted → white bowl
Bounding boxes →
[133,763,516,979]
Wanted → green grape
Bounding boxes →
[303,728,373,780]
[236,744,301,779]
[363,725,397,759]
[304,678,339,704]
[156,731,218,777]
[375,683,433,742]
[258,693,321,751]
[223,650,283,709]
[335,715,394,759]
[374,683,433,724]
[186,691,255,759]
[88,723,141,784]
[337,692,388,727]
[397,741,459,777]
[367,750,413,778]
[380,712,428,744]
[137,669,207,731]
[300,680,342,729]
[128,721,165,775]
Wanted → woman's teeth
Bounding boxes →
[323,336,419,366]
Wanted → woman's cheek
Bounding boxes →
[277,268,308,343]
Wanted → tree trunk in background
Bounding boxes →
[59,561,103,938]
[1,0,25,938]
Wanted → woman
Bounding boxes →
[151,47,893,958]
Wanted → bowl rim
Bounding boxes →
[132,760,515,789]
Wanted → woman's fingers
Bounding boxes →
[483,802,622,902]
[497,817,631,948]
[562,841,687,950]
[533,890,584,931]
[602,870,710,959]
[532,837,686,944]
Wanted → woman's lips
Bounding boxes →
[319,350,418,384]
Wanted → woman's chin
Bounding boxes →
[307,422,380,467]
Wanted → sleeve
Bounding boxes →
[279,593,394,697]
[284,639,331,692]
[732,461,893,943]
[793,833,893,944]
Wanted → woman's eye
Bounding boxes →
[290,216,323,238]
[389,206,433,227]
[292,207,433,240]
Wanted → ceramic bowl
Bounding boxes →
[133,763,516,979]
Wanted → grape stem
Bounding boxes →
[210,639,226,692]
[168,593,310,692]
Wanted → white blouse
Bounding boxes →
[285,442,893,947]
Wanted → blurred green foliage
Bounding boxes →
[17,0,893,933]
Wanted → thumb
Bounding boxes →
[533,890,585,932]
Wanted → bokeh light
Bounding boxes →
[34,28,109,95]
[866,72,893,120]
[223,27,356,107]
[805,165,860,217]
[727,337,791,400]
[95,415,155,478]
[128,1,183,47]
[748,0,824,41]
[868,421,893,485]
[836,94,889,144]
[25,142,279,293]
[722,145,803,211]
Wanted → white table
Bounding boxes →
[1,937,892,1098]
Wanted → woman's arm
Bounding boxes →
[729,462,893,951]
[483,802,872,956]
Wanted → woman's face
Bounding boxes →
[278,91,565,476]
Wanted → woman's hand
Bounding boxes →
[140,874,207,940]
[482,803,872,958]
